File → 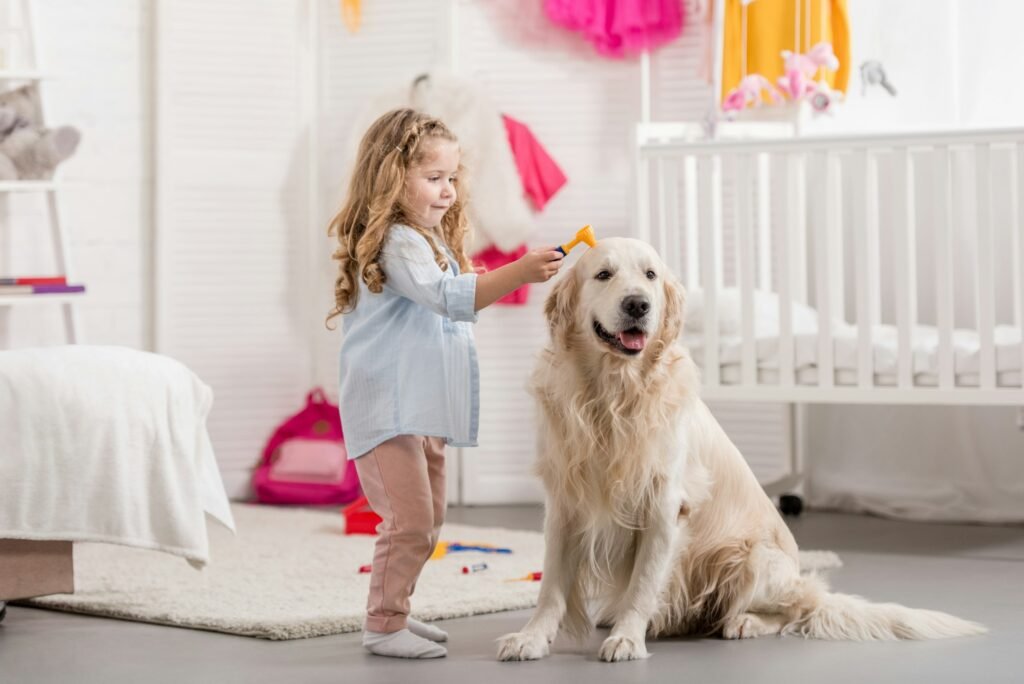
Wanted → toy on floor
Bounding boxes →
[555,224,596,256]
[461,563,488,574]
[429,541,513,561]
[505,572,542,582]
[342,496,382,535]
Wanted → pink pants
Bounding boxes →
[353,434,446,633]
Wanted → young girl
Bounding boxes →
[327,108,563,659]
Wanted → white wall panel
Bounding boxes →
[156,0,313,497]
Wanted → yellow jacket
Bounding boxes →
[721,0,850,102]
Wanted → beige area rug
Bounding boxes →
[22,504,841,640]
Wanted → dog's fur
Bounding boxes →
[497,237,986,662]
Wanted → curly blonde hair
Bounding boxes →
[326,108,473,326]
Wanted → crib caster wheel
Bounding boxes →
[779,495,803,517]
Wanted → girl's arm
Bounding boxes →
[474,247,563,311]
[381,228,479,322]
[381,227,564,318]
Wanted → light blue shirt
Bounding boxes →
[338,225,480,459]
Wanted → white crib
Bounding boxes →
[635,124,1024,503]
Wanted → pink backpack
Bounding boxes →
[252,388,361,505]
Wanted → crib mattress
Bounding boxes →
[685,324,1024,389]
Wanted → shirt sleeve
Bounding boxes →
[381,227,479,323]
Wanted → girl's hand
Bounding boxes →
[474,246,564,311]
[517,247,564,284]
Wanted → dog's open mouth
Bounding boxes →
[593,320,647,355]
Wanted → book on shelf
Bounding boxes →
[0,276,67,285]
[0,285,32,294]
[0,283,85,295]
[32,284,85,294]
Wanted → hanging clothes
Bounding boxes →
[471,115,568,306]
[720,0,850,103]
[501,114,567,212]
[544,0,685,59]
[472,244,530,305]
[344,72,535,254]
[339,0,360,32]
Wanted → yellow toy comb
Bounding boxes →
[555,224,597,256]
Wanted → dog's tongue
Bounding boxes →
[618,330,647,351]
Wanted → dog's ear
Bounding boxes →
[544,269,580,348]
[653,275,685,357]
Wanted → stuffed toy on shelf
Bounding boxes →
[0,84,80,181]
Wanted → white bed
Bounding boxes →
[0,345,235,611]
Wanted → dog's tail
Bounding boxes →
[787,576,987,641]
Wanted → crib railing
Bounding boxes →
[636,125,1024,405]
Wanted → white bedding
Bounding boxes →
[684,288,1023,388]
[0,346,235,567]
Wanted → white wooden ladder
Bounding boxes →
[0,0,81,343]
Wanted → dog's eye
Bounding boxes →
[595,270,612,281]
[646,270,657,280]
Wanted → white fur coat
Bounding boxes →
[345,71,535,254]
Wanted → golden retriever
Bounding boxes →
[497,237,985,662]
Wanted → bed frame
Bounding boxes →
[0,539,75,621]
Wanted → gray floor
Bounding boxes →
[2,507,1022,684]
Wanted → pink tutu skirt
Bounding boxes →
[544,0,684,58]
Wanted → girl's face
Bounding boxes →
[404,139,459,229]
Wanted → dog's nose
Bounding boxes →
[621,295,650,319]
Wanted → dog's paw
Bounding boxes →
[598,635,648,662]
[722,613,785,639]
[722,614,757,639]
[496,631,549,661]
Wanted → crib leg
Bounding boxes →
[762,403,807,516]
[792,402,807,495]
[779,494,804,516]
[0,600,6,623]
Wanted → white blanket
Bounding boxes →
[0,346,235,567]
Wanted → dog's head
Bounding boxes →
[544,237,684,361]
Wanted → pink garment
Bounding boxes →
[502,114,567,211]
[469,115,567,306]
[472,244,529,305]
[544,0,684,59]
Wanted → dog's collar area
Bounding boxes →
[593,319,645,356]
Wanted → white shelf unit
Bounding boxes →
[0,1,80,343]
[0,180,56,191]
[0,291,85,307]
[0,69,46,80]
